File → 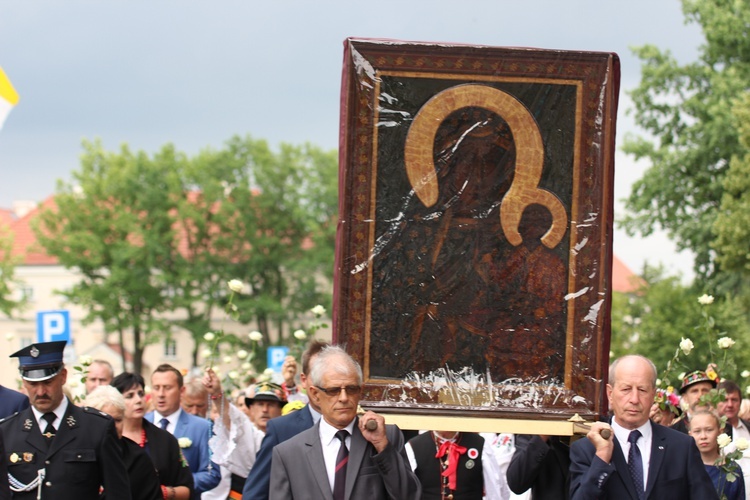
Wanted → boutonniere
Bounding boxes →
[178,437,192,448]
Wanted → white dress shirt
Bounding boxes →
[153,407,182,435]
[31,396,68,431]
[612,419,653,488]
[319,418,356,492]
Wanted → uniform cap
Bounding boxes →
[10,340,67,381]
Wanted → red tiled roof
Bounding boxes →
[9,196,58,265]
[612,254,645,294]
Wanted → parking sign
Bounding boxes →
[37,310,71,344]
[267,346,289,372]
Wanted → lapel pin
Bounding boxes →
[465,459,475,469]
[66,415,76,427]
[9,453,18,464]
[23,419,32,431]
[658,446,664,450]
[23,452,33,463]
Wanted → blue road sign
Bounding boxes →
[36,310,71,344]
[267,346,289,372]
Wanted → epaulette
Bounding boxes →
[82,406,112,419]
[0,411,19,424]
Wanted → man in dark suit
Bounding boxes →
[0,385,29,420]
[269,346,420,500]
[506,434,570,499]
[145,364,220,499]
[0,340,131,500]
[242,340,328,500]
[569,354,718,500]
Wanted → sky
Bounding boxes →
[0,1,704,279]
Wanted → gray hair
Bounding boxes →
[609,355,657,388]
[308,346,363,387]
[184,377,208,398]
[84,384,126,412]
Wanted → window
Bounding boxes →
[164,339,177,359]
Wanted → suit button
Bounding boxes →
[45,481,51,487]
[45,460,50,465]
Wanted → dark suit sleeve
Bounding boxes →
[372,425,421,500]
[569,437,616,500]
[243,419,281,500]
[98,417,133,500]
[506,434,549,494]
[0,432,9,500]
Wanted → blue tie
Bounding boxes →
[628,430,644,500]
[160,418,169,431]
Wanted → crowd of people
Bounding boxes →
[0,341,748,499]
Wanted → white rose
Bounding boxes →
[78,355,93,366]
[310,305,326,316]
[223,355,232,364]
[263,368,275,376]
[736,438,749,451]
[742,370,750,378]
[718,337,736,350]
[201,348,212,358]
[248,331,263,342]
[294,329,307,340]
[203,332,215,342]
[698,294,714,305]
[178,437,192,448]
[237,350,248,359]
[228,370,239,380]
[5,332,14,341]
[227,279,244,293]
[717,433,732,449]
[679,338,694,356]
[241,362,252,370]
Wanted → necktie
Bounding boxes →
[160,418,169,431]
[42,413,56,447]
[628,430,645,500]
[333,430,349,500]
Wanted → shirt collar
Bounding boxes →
[31,396,68,429]
[154,407,182,426]
[309,405,322,424]
[612,417,652,444]
[319,416,356,446]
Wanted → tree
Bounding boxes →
[34,136,338,375]
[0,225,26,318]
[622,0,750,287]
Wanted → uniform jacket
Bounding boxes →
[506,434,570,500]
[242,403,314,500]
[0,386,29,420]
[1,400,131,500]
[569,421,718,500]
[145,409,220,498]
[269,418,421,500]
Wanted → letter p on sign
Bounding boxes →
[37,310,71,343]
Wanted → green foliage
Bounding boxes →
[610,264,750,386]
[0,224,26,317]
[621,0,750,285]
[33,135,338,375]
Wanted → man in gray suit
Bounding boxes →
[269,346,421,500]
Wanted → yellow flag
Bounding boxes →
[0,66,20,130]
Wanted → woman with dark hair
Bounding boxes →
[84,385,162,500]
[111,372,194,500]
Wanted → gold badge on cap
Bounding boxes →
[23,452,33,463]
[29,346,39,358]
[9,453,18,464]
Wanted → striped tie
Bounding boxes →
[333,430,349,500]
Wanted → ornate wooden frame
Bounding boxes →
[334,38,620,421]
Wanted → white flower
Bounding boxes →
[679,338,694,356]
[78,355,93,366]
[736,438,750,451]
[178,437,192,448]
[623,315,633,325]
[746,386,750,395]
[678,372,686,381]
[698,294,714,305]
[311,305,326,316]
[263,368,275,376]
[742,370,750,378]
[228,370,239,380]
[222,355,232,364]
[294,329,307,340]
[203,332,215,342]
[718,337,736,350]
[201,348,212,358]
[227,279,244,293]
[248,331,263,342]
[241,362,252,370]
[237,349,248,359]
[5,332,14,341]
[717,433,732,449]
[68,380,79,388]
[656,378,662,387]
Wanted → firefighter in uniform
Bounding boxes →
[0,340,131,499]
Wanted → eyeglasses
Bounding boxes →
[314,385,362,397]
